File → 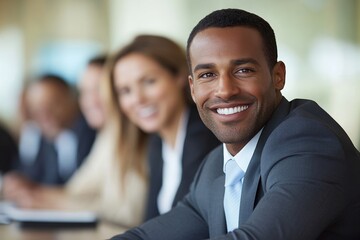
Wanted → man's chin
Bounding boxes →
[214,134,242,145]
[214,129,253,148]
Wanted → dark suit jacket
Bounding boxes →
[17,114,96,185]
[145,105,220,220]
[0,124,18,173]
[113,98,360,240]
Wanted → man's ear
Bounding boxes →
[272,61,286,91]
[188,75,196,103]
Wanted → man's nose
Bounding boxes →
[214,73,240,100]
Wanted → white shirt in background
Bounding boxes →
[157,109,189,214]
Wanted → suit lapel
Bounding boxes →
[209,175,227,236]
[239,97,291,225]
[239,155,261,224]
[205,146,227,237]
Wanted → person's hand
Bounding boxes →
[2,172,40,208]
[2,172,65,209]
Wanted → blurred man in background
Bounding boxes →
[77,56,107,130]
[7,74,96,186]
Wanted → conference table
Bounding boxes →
[0,221,126,240]
[0,199,127,239]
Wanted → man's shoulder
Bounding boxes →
[271,98,338,132]
[288,98,325,115]
[261,98,356,165]
[284,98,344,134]
[258,97,356,167]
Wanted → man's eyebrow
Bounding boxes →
[231,58,260,66]
[193,63,215,72]
[193,59,260,72]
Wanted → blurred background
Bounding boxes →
[0,0,359,149]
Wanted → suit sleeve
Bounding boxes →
[211,117,352,240]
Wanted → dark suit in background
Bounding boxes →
[114,98,360,240]
[16,114,96,185]
[0,124,18,174]
[145,105,220,220]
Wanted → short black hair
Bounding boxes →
[186,8,278,72]
[35,74,77,96]
[38,74,70,89]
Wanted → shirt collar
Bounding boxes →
[223,128,263,174]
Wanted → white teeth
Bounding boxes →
[217,105,249,115]
[138,106,156,118]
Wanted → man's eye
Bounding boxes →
[199,72,215,78]
[236,68,254,74]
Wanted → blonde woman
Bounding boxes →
[107,35,220,220]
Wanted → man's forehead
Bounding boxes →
[189,27,263,64]
[191,26,260,46]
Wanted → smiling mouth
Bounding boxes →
[216,105,249,115]
[138,106,157,118]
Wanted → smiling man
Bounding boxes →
[111,8,360,240]
[188,25,284,156]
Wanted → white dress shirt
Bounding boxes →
[157,109,189,214]
[19,121,41,165]
[54,130,78,180]
[223,129,263,231]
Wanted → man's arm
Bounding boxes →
[112,200,209,240]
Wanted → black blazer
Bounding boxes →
[145,105,220,220]
[114,98,360,240]
[0,124,18,173]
